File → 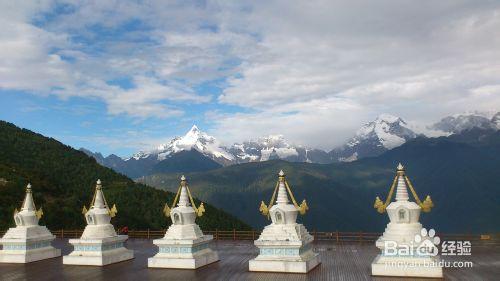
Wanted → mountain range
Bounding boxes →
[82,112,500,179]
[2,117,499,233]
[140,127,500,233]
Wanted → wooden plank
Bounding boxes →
[0,239,498,280]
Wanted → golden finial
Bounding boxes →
[36,206,43,219]
[196,202,205,217]
[259,201,269,216]
[109,204,118,218]
[373,196,386,213]
[278,170,285,181]
[396,163,405,176]
[298,199,309,215]
[397,163,404,171]
[421,195,434,213]
[163,203,171,217]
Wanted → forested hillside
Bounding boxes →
[0,121,250,231]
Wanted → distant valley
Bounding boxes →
[79,112,500,233]
[139,128,500,233]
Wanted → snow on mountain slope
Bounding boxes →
[431,113,497,133]
[350,114,417,149]
[330,114,418,162]
[491,112,500,129]
[84,111,500,177]
[127,125,234,165]
[229,135,310,163]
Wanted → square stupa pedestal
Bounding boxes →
[0,228,60,263]
[148,235,219,269]
[371,254,443,278]
[249,240,320,273]
[63,235,133,266]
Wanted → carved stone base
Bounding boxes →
[249,251,320,273]
[63,235,133,266]
[148,235,219,269]
[0,227,61,264]
[0,245,60,263]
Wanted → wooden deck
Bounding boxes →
[0,239,498,281]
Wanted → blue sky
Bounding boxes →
[1,1,500,157]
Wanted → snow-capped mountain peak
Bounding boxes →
[375,113,401,124]
[230,134,304,162]
[331,114,417,162]
[431,113,497,133]
[184,125,201,139]
[351,114,416,150]
[161,125,233,162]
[127,125,234,164]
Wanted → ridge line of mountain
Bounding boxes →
[82,112,500,179]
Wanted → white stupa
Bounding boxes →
[371,163,443,277]
[249,170,320,273]
[0,184,61,263]
[63,179,133,266]
[148,175,219,269]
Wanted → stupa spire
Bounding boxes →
[82,179,117,218]
[276,170,290,205]
[178,175,190,207]
[93,179,106,209]
[395,163,409,201]
[259,169,308,217]
[163,175,205,217]
[373,163,434,213]
[21,183,36,211]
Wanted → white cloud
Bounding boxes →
[213,1,500,144]
[0,13,73,92]
[0,1,217,119]
[209,96,367,149]
[1,1,500,150]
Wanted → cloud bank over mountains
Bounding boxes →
[1,1,500,152]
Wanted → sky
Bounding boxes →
[1,0,500,157]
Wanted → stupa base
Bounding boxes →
[148,249,219,269]
[249,253,320,273]
[371,254,443,278]
[148,236,219,269]
[0,246,61,264]
[63,235,133,266]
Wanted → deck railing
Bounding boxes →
[1,229,498,244]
